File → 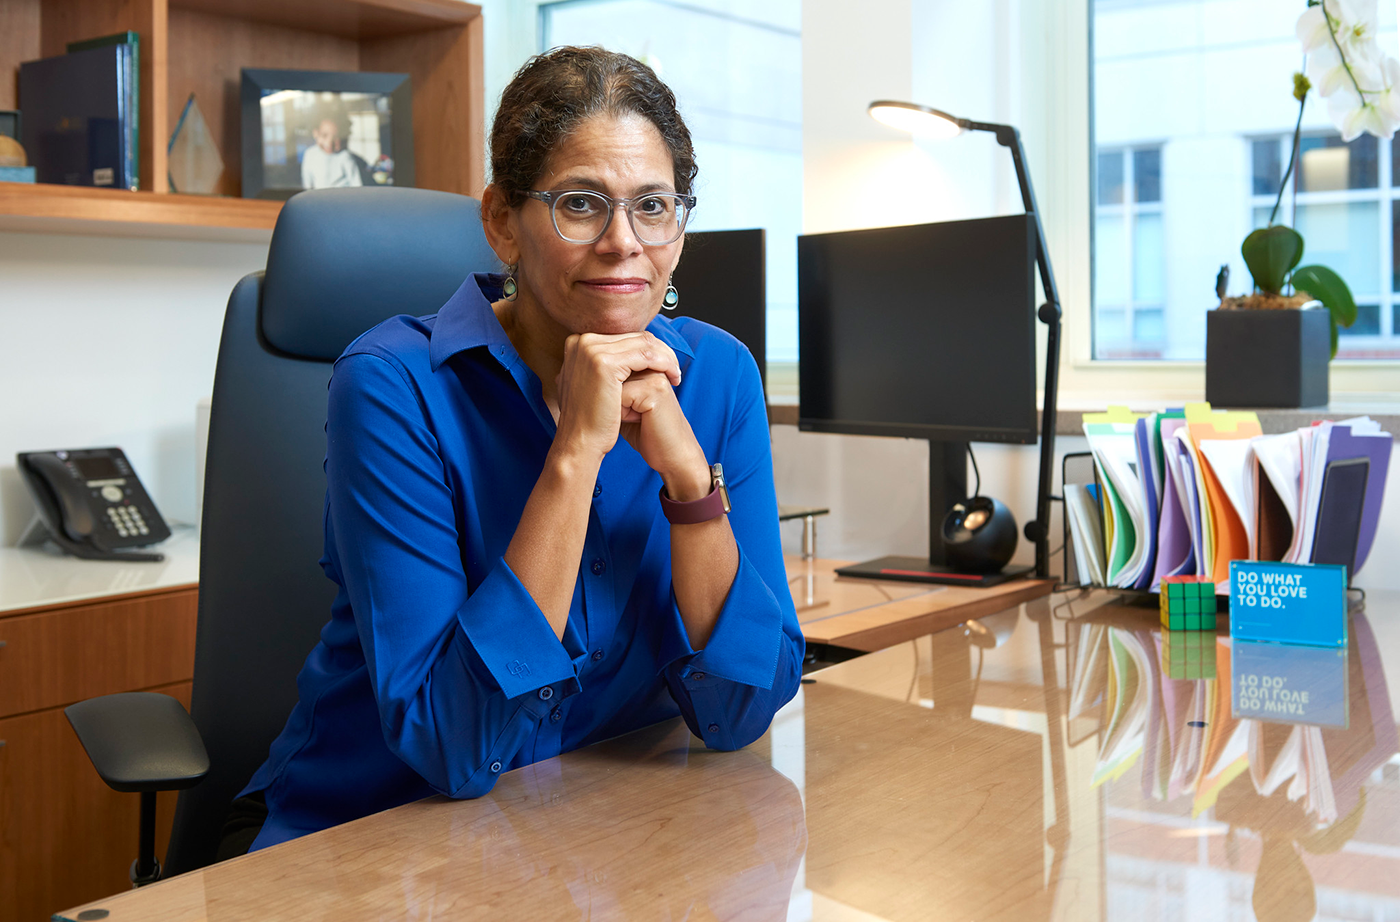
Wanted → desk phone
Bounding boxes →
[18,447,171,561]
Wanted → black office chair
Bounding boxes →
[64,187,500,883]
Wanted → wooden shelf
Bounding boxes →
[0,181,281,241]
[171,0,477,40]
[0,0,483,240]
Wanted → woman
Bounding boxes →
[229,46,804,853]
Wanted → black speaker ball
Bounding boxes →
[942,496,1018,574]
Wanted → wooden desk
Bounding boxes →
[788,556,1055,652]
[56,587,1400,921]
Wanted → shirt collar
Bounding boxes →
[644,312,696,371]
[429,273,512,371]
[429,273,696,371]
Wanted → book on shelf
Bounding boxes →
[1067,404,1391,593]
[66,32,140,191]
[19,42,135,190]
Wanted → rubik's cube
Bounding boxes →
[1159,576,1218,631]
[1161,630,1217,680]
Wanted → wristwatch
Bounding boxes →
[659,462,732,524]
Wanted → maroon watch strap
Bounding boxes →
[658,483,727,525]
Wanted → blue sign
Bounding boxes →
[1232,640,1349,728]
[1229,561,1348,648]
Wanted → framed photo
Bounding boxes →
[240,68,413,200]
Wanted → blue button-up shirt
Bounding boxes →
[244,274,804,850]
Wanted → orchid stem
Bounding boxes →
[1322,1,1368,102]
[1271,93,1306,226]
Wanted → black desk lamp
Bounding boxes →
[867,100,1063,580]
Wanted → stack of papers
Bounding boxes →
[1070,404,1391,592]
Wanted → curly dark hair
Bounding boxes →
[489,46,697,210]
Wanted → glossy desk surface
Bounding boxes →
[787,556,1056,651]
[59,588,1400,922]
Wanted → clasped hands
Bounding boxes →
[554,331,711,502]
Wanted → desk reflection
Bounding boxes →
[1068,603,1399,922]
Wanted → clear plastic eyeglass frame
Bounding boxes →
[525,189,697,246]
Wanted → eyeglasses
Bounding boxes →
[526,189,696,246]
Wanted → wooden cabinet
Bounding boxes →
[0,0,483,240]
[0,587,197,922]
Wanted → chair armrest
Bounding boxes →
[65,692,210,793]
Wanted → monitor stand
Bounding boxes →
[834,439,1034,588]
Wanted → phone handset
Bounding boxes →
[17,448,170,562]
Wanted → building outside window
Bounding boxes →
[540,0,802,367]
[1095,145,1165,358]
[1092,0,1400,361]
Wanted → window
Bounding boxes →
[1091,0,1400,360]
[1095,146,1164,358]
[540,0,802,366]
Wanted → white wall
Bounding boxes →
[0,231,267,544]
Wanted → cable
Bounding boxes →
[967,443,981,497]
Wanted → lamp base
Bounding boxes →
[835,555,1034,587]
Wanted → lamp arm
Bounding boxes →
[964,120,1063,580]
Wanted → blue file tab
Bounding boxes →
[1229,560,1347,648]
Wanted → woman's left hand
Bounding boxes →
[619,371,712,501]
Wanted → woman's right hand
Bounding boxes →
[553,331,682,463]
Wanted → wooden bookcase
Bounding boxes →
[0,0,483,240]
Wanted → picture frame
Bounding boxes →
[240,68,413,200]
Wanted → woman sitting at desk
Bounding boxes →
[226,46,804,853]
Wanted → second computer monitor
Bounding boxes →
[798,214,1038,445]
[670,228,766,389]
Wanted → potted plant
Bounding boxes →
[1206,0,1390,408]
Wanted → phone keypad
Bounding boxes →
[106,504,150,538]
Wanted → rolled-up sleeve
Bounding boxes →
[658,345,805,750]
[325,351,576,799]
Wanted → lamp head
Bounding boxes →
[867,100,964,140]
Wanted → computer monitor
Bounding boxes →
[670,228,766,389]
[797,214,1039,583]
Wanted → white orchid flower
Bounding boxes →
[1298,0,1400,141]
[1309,43,1384,97]
[1297,0,1380,55]
[1327,56,1400,140]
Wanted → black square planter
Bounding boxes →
[1205,308,1330,408]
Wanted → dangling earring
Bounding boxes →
[502,263,519,302]
[662,276,679,310]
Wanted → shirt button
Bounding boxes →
[593,483,603,498]
[590,558,605,576]
[707,723,720,734]
[539,686,554,700]
[691,672,706,681]
[550,707,562,723]
[490,761,502,773]
[591,650,604,662]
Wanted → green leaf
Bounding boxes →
[1241,225,1304,294]
[1292,263,1357,359]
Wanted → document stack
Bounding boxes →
[1063,404,1391,592]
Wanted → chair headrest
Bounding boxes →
[261,187,499,361]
